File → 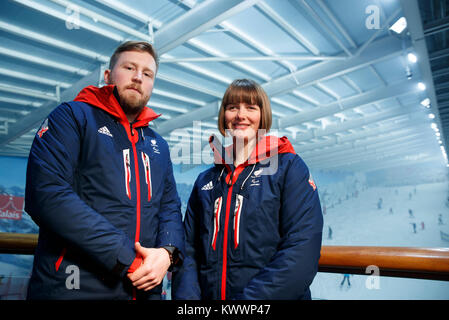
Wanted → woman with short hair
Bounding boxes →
[173,79,323,300]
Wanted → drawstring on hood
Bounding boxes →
[218,167,225,182]
[240,164,256,191]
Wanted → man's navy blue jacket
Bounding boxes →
[25,85,184,300]
[172,136,323,300]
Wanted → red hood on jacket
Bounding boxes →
[209,134,296,167]
[74,85,160,127]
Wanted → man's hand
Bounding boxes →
[127,242,171,291]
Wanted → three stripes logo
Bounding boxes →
[201,181,213,191]
[98,126,113,137]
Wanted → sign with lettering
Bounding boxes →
[0,195,24,220]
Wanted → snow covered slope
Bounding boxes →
[311,181,449,299]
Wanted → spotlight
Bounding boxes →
[429,113,435,119]
[407,53,417,63]
[390,17,407,34]
[418,82,426,91]
[420,98,430,107]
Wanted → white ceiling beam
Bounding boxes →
[314,148,440,173]
[159,36,407,134]
[154,0,262,54]
[184,38,271,81]
[13,0,124,41]
[256,1,320,55]
[0,68,102,146]
[219,21,298,73]
[294,119,428,154]
[0,20,109,63]
[156,101,220,136]
[344,156,443,173]
[1,0,259,146]
[312,153,436,173]
[0,46,89,76]
[354,7,401,57]
[94,0,163,28]
[309,140,433,170]
[0,67,71,89]
[315,0,357,49]
[298,0,352,57]
[0,20,222,102]
[288,103,421,146]
[304,133,427,163]
[264,36,407,97]
[159,55,346,63]
[49,0,151,41]
[278,80,419,128]
[95,0,272,82]
[13,0,258,86]
[156,73,222,98]
[0,84,59,101]
[315,133,439,165]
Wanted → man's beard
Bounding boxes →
[120,92,148,117]
[109,78,150,118]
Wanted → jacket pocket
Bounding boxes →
[141,152,152,201]
[123,149,132,199]
[211,196,222,250]
[233,194,244,249]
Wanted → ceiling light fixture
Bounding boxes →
[407,52,417,63]
[389,17,407,34]
[417,82,426,91]
[420,98,430,107]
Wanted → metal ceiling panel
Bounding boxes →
[0,0,445,172]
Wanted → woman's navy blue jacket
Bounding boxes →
[25,85,184,300]
[173,136,323,300]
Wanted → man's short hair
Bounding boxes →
[109,41,159,71]
[218,79,272,136]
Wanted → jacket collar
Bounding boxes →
[74,85,160,127]
[209,134,296,168]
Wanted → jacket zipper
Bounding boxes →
[233,195,244,249]
[141,152,152,202]
[123,149,132,199]
[129,123,141,244]
[128,122,141,301]
[221,183,234,300]
[220,165,245,300]
[211,197,222,250]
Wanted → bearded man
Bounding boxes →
[25,41,184,300]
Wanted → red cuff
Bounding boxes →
[127,254,143,273]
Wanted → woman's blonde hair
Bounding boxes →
[218,79,272,136]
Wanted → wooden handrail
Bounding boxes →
[319,246,449,281]
[1,233,449,281]
[0,232,38,255]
